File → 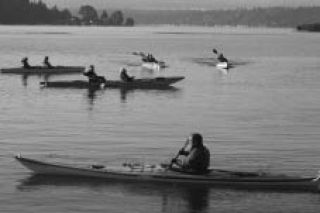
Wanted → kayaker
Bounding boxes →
[83,65,97,79]
[217,53,228,63]
[120,67,134,82]
[43,56,53,69]
[83,65,106,84]
[171,133,210,174]
[212,49,229,63]
[148,54,157,63]
[21,57,31,69]
[142,55,148,62]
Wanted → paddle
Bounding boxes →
[131,51,146,57]
[139,52,146,57]
[168,138,190,169]
[212,48,229,65]
[212,48,218,55]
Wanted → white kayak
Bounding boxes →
[142,61,167,70]
[1,66,85,74]
[15,155,320,192]
[216,62,229,69]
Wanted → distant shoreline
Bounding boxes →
[1,3,320,28]
[297,23,320,32]
[123,7,320,28]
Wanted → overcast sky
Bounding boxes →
[43,0,320,10]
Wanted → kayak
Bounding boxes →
[142,61,167,70]
[40,76,184,89]
[15,155,320,192]
[1,66,85,74]
[216,62,230,69]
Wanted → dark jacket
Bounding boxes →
[180,146,210,172]
[44,58,53,68]
[21,58,31,69]
[218,54,228,63]
[120,70,134,82]
[83,69,100,84]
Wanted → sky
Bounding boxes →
[43,0,320,10]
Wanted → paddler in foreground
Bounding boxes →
[212,48,229,63]
[83,65,106,85]
[170,133,210,174]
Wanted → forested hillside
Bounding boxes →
[125,7,320,27]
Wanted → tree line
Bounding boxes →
[75,5,134,26]
[2,0,318,28]
[127,7,320,28]
[0,0,71,24]
[0,0,134,26]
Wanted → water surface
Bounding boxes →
[1,26,320,212]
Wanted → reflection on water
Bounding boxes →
[20,73,45,87]
[86,88,103,107]
[18,174,318,213]
[13,73,80,87]
[17,175,210,213]
[119,87,180,103]
[180,185,210,213]
[15,174,320,213]
[21,74,29,87]
[42,86,181,106]
[216,67,230,76]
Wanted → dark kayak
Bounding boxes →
[1,66,85,74]
[15,155,320,192]
[40,76,185,89]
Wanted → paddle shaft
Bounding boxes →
[169,139,190,168]
[212,48,218,55]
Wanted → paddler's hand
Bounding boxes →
[178,149,184,155]
[178,149,188,155]
[171,158,178,164]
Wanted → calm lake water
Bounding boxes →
[1,25,320,212]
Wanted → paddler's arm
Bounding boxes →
[171,158,183,167]
[170,149,189,167]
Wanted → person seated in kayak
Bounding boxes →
[171,133,210,174]
[148,54,157,63]
[212,48,228,63]
[142,54,148,62]
[43,56,53,69]
[83,65,106,84]
[120,68,134,82]
[21,57,31,69]
[217,53,228,63]
[142,53,156,63]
